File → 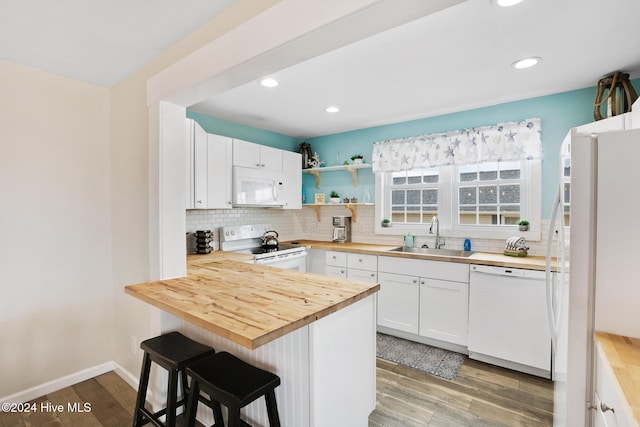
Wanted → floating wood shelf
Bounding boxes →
[302,164,372,188]
[302,203,374,222]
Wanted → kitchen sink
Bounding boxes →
[388,246,475,257]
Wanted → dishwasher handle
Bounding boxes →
[471,265,545,280]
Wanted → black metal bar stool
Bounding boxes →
[133,331,217,427]
[185,351,281,427]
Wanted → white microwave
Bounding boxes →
[233,166,284,207]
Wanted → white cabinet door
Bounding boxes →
[325,251,347,267]
[326,265,347,278]
[348,268,377,283]
[233,139,283,172]
[377,272,419,334]
[192,120,208,208]
[206,133,232,209]
[419,279,468,346]
[595,344,634,427]
[259,144,283,172]
[281,150,301,209]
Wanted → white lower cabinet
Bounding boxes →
[348,268,377,283]
[377,272,419,334]
[377,256,469,347]
[326,265,347,278]
[594,342,636,427]
[419,278,468,346]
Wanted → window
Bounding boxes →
[456,161,523,226]
[388,168,439,224]
[375,159,541,239]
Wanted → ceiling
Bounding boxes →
[0,0,236,87]
[2,0,640,138]
[190,0,640,138]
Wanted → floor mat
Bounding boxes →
[376,333,465,380]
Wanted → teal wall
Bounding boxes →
[187,111,298,151]
[303,81,640,218]
[187,80,639,219]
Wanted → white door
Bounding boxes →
[206,134,232,209]
[419,279,468,345]
[377,272,419,334]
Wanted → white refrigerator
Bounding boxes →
[546,121,640,426]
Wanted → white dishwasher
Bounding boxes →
[468,264,552,378]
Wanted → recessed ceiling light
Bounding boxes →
[494,0,523,6]
[259,78,279,88]
[512,57,540,69]
[325,106,340,113]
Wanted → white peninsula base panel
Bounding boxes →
[183,295,376,427]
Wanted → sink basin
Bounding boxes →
[388,246,475,257]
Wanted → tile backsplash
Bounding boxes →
[186,205,557,256]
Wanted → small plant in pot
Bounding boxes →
[351,154,364,165]
[381,218,391,227]
[518,219,530,231]
[330,191,340,204]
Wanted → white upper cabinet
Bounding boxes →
[281,150,302,209]
[233,139,283,172]
[205,133,233,209]
[186,119,232,209]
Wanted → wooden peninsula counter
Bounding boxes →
[125,251,379,427]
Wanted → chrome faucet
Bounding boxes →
[429,216,444,249]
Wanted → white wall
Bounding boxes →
[0,61,112,398]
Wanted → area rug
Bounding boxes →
[376,333,465,380]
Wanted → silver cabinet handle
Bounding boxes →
[196,200,203,204]
[341,269,345,274]
[359,258,363,262]
[370,273,375,278]
[600,402,615,413]
[421,280,425,285]
[332,255,337,259]
[412,279,417,284]
[261,163,266,167]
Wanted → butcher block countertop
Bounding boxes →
[595,332,640,424]
[125,251,379,350]
[284,240,553,271]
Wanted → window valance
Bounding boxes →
[371,118,542,173]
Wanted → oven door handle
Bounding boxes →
[255,251,308,264]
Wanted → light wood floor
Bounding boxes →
[1,358,553,427]
[370,357,554,427]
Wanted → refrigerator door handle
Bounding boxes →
[545,183,562,356]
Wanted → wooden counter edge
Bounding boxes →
[283,240,555,271]
[125,282,379,350]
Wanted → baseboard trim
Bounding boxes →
[1,361,116,404]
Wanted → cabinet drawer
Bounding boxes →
[348,268,378,283]
[347,253,377,271]
[378,256,469,283]
[326,265,347,278]
[326,251,347,267]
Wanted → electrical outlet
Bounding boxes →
[131,336,137,354]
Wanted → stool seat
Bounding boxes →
[133,332,216,427]
[186,352,281,427]
[141,331,216,371]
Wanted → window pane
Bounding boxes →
[422,189,437,204]
[391,190,405,204]
[459,164,477,182]
[459,187,476,205]
[392,172,406,185]
[499,161,521,179]
[479,186,497,204]
[500,184,520,203]
[407,190,420,205]
[479,162,498,181]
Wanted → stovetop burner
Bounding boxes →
[219,225,306,259]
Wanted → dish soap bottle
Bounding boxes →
[404,232,414,248]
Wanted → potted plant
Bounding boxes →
[518,219,530,231]
[330,191,340,204]
[351,154,364,165]
[381,218,391,227]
